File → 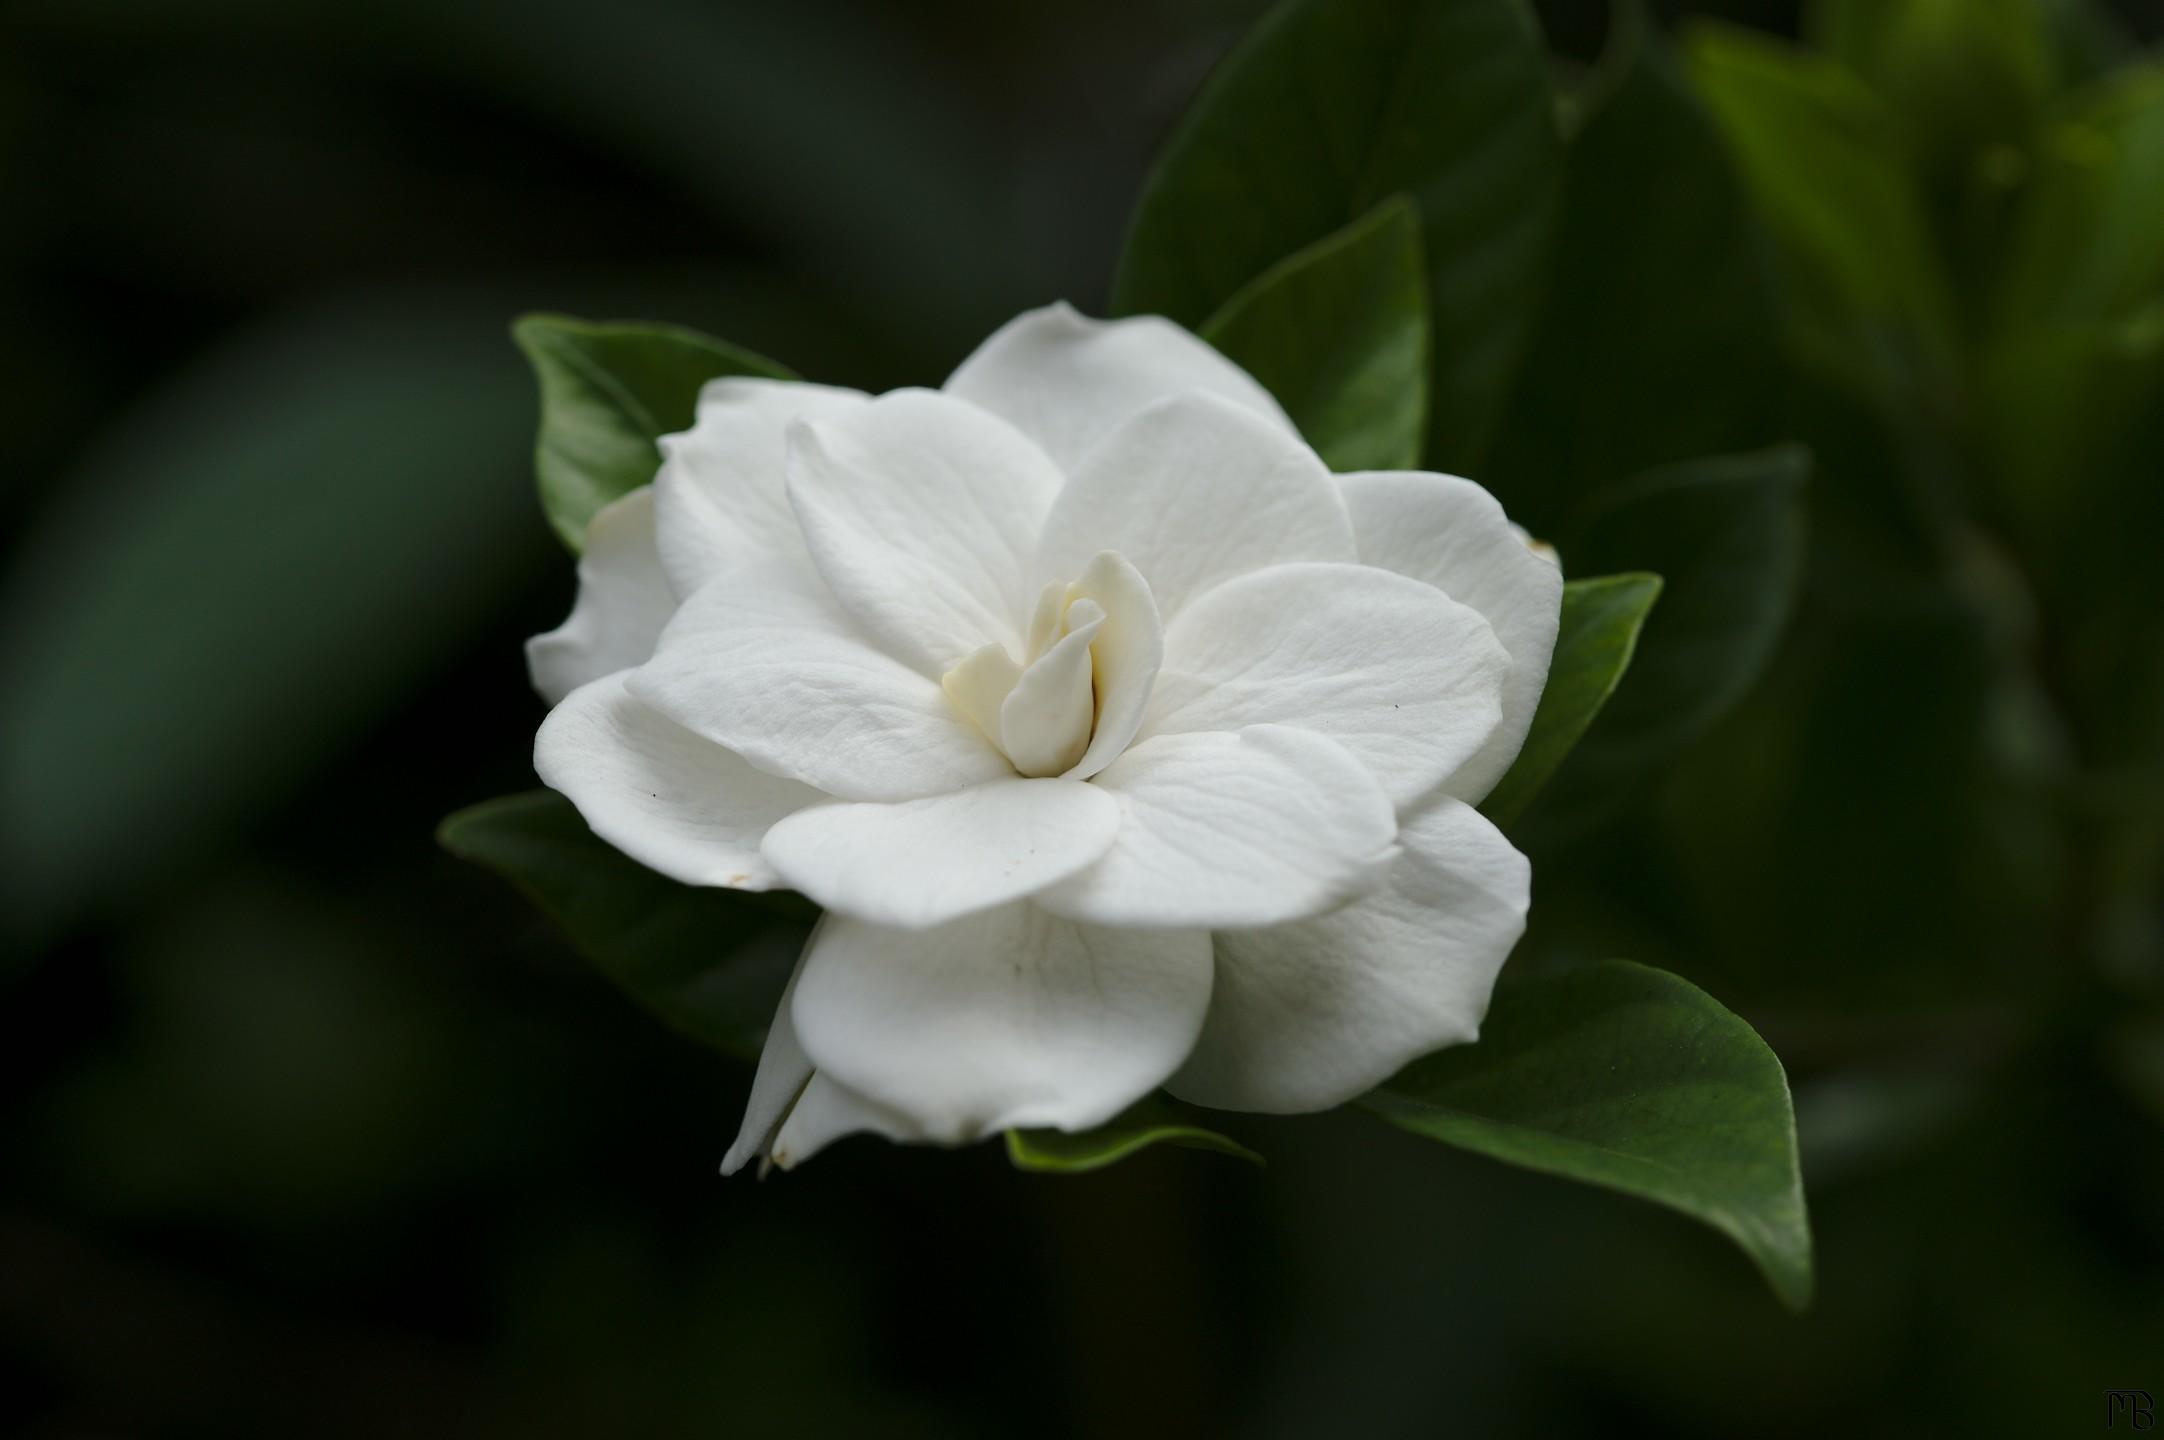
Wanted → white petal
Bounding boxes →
[1034,393,1356,622]
[943,301,1297,473]
[534,670,822,889]
[1036,726,1398,929]
[1171,795,1530,1113]
[1337,472,1565,802]
[788,388,1063,673]
[628,558,1011,802]
[999,600,1101,777]
[760,779,1120,929]
[768,1074,920,1171]
[721,931,921,1175]
[651,378,867,597]
[1061,551,1162,782]
[941,642,1023,744]
[720,932,819,1176]
[526,488,677,706]
[790,904,1214,1139]
[1142,562,1509,808]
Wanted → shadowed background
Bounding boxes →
[5,0,2164,1435]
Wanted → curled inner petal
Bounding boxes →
[1001,600,1103,776]
[941,571,1132,778]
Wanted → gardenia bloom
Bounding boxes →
[527,303,1560,1171]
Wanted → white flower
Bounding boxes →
[526,303,1560,1171]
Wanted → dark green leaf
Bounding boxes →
[1006,1095,1262,1174]
[1113,0,1561,472]
[438,790,808,1062]
[1362,959,1813,1309]
[1560,447,1808,782]
[1486,22,1782,526]
[1685,24,1959,407]
[1200,196,1429,471]
[514,313,793,551]
[1481,573,1662,830]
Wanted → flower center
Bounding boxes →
[941,578,1103,778]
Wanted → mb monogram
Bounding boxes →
[2109,1391,2156,1430]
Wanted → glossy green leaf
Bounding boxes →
[1487,19,1782,525]
[438,791,808,1061]
[1006,1095,1262,1174]
[1200,196,1429,472]
[514,313,794,551]
[1113,0,1560,472]
[1686,24,1958,406]
[1561,447,1808,779]
[1481,573,1662,830]
[1362,959,1812,1310]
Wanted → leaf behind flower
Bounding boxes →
[514,313,793,551]
[1362,959,1813,1310]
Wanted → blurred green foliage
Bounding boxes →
[5,0,2164,1436]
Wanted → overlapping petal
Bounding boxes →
[788,389,1063,673]
[652,378,868,597]
[1035,394,1356,621]
[789,904,1214,1139]
[1060,551,1161,781]
[1337,471,1564,803]
[1037,726,1398,929]
[534,670,823,889]
[720,934,921,1175]
[1141,562,1510,806]
[943,301,1296,473]
[769,1074,918,1169]
[526,488,677,706]
[628,558,1011,802]
[760,779,1120,929]
[1171,795,1529,1113]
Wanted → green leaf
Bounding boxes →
[1006,1095,1262,1174]
[1685,23,1959,407]
[514,313,793,551]
[1559,447,1808,784]
[1486,20,1782,525]
[1200,196,1429,472]
[1480,573,1662,830]
[438,791,807,1061]
[1362,959,1813,1310]
[1112,0,1561,472]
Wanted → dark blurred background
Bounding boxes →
[6,0,2164,1435]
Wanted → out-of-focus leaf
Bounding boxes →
[1686,24,1958,407]
[1808,0,2053,168]
[1488,21,1782,526]
[1559,447,1809,783]
[438,791,806,1062]
[1200,196,1428,472]
[1362,959,1813,1310]
[514,313,792,551]
[0,294,550,944]
[1006,1095,1261,1174]
[1993,64,2164,333]
[1481,573,1662,831]
[1112,0,1560,472]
